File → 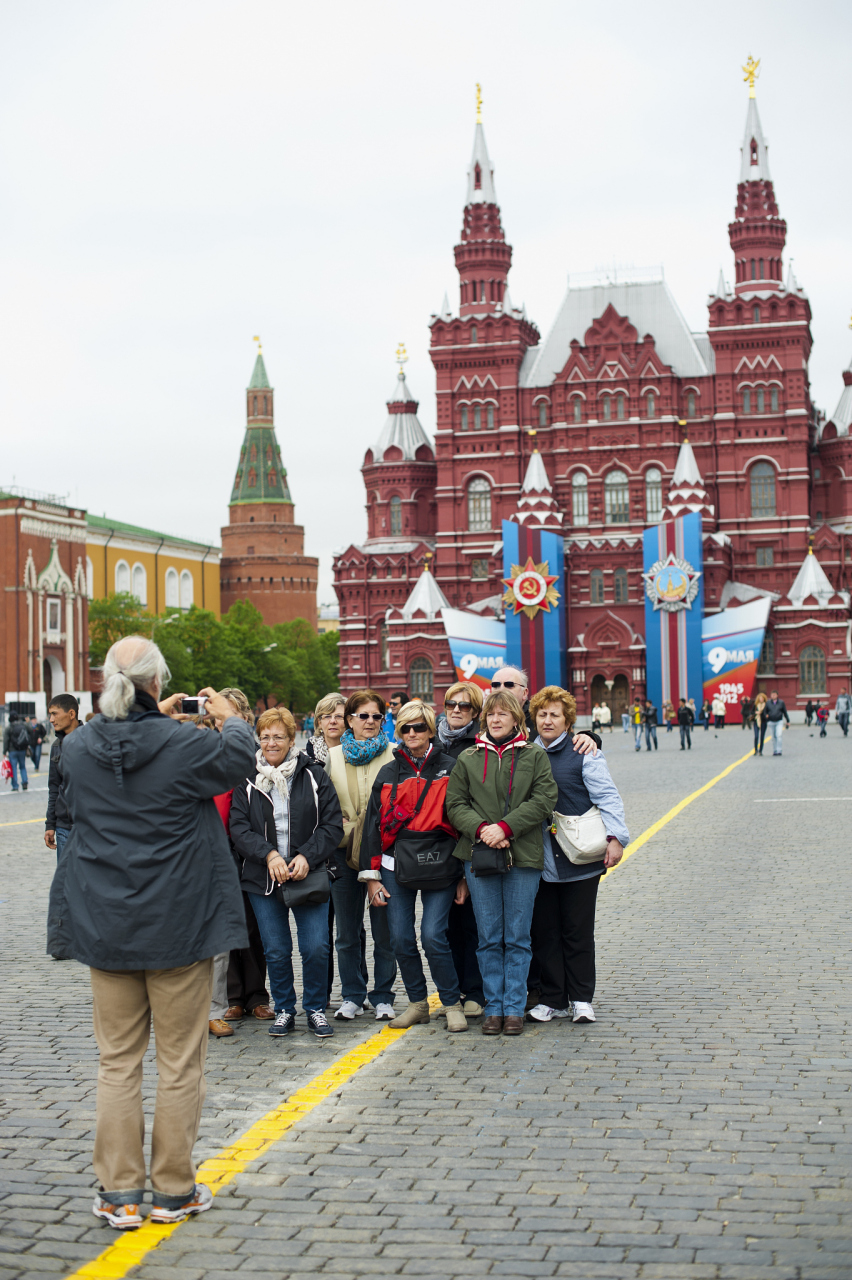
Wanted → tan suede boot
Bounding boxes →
[388,1000,430,1029]
[444,1002,469,1033]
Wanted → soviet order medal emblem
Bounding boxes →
[502,556,560,620]
[642,552,701,613]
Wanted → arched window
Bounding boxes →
[756,388,765,412]
[571,472,589,526]
[758,631,775,674]
[750,462,776,516]
[743,389,752,414]
[165,568,179,608]
[253,395,258,416]
[266,444,273,464]
[645,467,662,522]
[263,395,268,415]
[474,405,481,430]
[380,623,389,670]
[605,470,630,523]
[460,405,468,431]
[572,397,582,423]
[770,388,779,412]
[487,405,495,429]
[687,392,696,417]
[614,567,628,604]
[470,326,478,342]
[474,163,481,189]
[590,569,605,603]
[750,258,756,280]
[180,570,193,610]
[601,395,611,421]
[538,402,547,427]
[753,305,760,323]
[115,560,130,594]
[799,645,826,695]
[645,391,655,417]
[85,556,94,600]
[390,496,402,536]
[132,564,147,605]
[247,468,257,487]
[759,258,764,280]
[409,657,434,702]
[268,469,277,487]
[467,477,492,531]
[616,394,625,420]
[250,443,257,463]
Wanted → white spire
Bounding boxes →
[715,267,727,298]
[439,292,452,320]
[373,371,433,462]
[466,122,497,205]
[739,96,771,183]
[787,547,844,608]
[823,352,852,439]
[514,447,562,529]
[401,563,449,619]
[785,260,798,292]
[663,437,715,522]
[502,286,514,314]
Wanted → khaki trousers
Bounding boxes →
[90,958,213,1200]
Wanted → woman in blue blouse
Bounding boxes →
[527,686,629,1025]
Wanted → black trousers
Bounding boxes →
[447,897,484,1004]
[531,875,600,1007]
[227,892,270,1011]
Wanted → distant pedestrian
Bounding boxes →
[663,700,674,733]
[804,699,815,727]
[764,690,790,755]
[591,703,602,734]
[621,708,630,732]
[712,696,726,729]
[29,717,47,771]
[677,698,693,750]
[643,700,658,751]
[384,691,408,744]
[700,698,712,730]
[3,713,31,791]
[816,704,829,737]
[752,692,768,755]
[632,701,643,752]
[598,702,612,733]
[739,695,751,728]
[835,688,851,738]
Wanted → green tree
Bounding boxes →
[88,593,153,665]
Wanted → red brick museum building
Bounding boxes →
[333,87,852,720]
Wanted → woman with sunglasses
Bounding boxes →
[445,690,558,1036]
[325,690,398,1022]
[359,701,468,1032]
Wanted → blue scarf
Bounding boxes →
[340,727,390,766]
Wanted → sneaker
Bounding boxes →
[526,1003,555,1022]
[92,1194,143,1230]
[149,1183,213,1224]
[463,1000,483,1017]
[374,1003,395,1021]
[333,1000,364,1021]
[551,1008,573,1019]
[269,1010,296,1036]
[572,1002,596,1023]
[307,1010,334,1039]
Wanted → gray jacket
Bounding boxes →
[47,702,256,969]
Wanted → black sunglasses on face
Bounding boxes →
[398,722,428,735]
[491,680,520,689]
[353,712,383,722]
[444,700,472,711]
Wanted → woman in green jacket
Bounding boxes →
[445,690,557,1037]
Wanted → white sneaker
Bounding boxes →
[374,1003,395,1020]
[551,1008,573,1019]
[572,1002,596,1023]
[333,1000,364,1020]
[526,1003,555,1022]
[149,1183,213,1224]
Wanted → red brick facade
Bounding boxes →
[334,95,852,718]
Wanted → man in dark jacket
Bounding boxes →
[643,701,658,751]
[44,694,80,860]
[29,717,47,771]
[764,690,790,756]
[677,698,693,750]
[48,636,256,1232]
[3,713,32,791]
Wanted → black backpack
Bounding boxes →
[9,723,30,751]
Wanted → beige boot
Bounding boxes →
[388,1000,430,1029]
[444,1002,469,1033]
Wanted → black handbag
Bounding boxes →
[470,786,513,876]
[384,766,461,893]
[276,864,330,909]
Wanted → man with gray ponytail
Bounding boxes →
[47,636,256,1231]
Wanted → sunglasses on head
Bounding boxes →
[353,712,383,722]
[491,680,521,689]
[398,721,428,736]
[444,700,472,711]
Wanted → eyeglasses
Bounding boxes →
[491,680,521,690]
[321,712,343,721]
[444,700,472,712]
[353,712,383,722]
[259,735,290,745]
[398,722,428,736]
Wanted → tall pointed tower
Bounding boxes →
[220,346,318,627]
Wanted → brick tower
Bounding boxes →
[220,347,318,626]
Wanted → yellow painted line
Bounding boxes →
[609,746,754,874]
[64,994,442,1280]
[0,817,44,827]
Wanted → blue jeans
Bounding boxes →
[768,719,785,753]
[329,862,397,1007]
[634,724,642,750]
[680,723,691,748]
[621,714,630,732]
[464,864,542,1017]
[31,742,42,770]
[381,867,459,1006]
[839,712,849,737]
[248,890,329,1015]
[55,827,70,857]
[8,751,28,789]
[644,725,657,750]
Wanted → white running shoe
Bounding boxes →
[333,1000,364,1020]
[572,1002,596,1023]
[526,1004,555,1022]
[149,1183,213,1224]
[92,1195,143,1230]
[374,1003,395,1020]
[551,1008,573,1019]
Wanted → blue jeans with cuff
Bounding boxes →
[249,890,329,1015]
[464,863,542,1018]
[380,866,459,1006]
[329,861,396,1008]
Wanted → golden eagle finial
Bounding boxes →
[475,83,482,123]
[395,342,408,377]
[252,334,262,352]
[742,55,760,98]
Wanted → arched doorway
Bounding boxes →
[43,656,65,699]
[590,673,629,721]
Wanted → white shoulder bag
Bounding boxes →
[551,805,608,865]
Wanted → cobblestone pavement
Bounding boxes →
[1,725,850,1279]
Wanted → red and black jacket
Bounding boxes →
[359,743,457,875]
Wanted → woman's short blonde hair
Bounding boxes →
[480,690,528,740]
[529,686,577,732]
[220,686,254,724]
[395,700,436,736]
[443,682,483,714]
[314,692,345,735]
[256,706,297,740]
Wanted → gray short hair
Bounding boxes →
[99,636,171,720]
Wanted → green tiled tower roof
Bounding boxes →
[229,356,293,506]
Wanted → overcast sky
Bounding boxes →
[2,1,850,601]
